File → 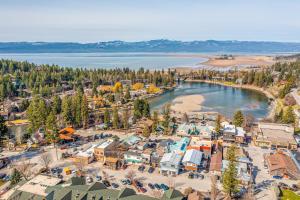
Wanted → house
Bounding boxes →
[160,152,183,176]
[266,152,300,180]
[187,136,212,158]
[94,139,116,162]
[104,157,121,170]
[136,118,153,135]
[253,123,297,150]
[124,151,143,164]
[176,123,214,139]
[58,127,76,142]
[74,143,104,165]
[222,123,246,144]
[167,137,190,156]
[182,149,203,171]
[121,135,142,146]
[222,160,251,184]
[209,151,223,177]
[5,175,61,200]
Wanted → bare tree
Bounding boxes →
[125,170,137,182]
[167,177,175,189]
[14,158,33,180]
[40,152,52,171]
[183,187,194,196]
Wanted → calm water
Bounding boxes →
[0,53,207,70]
[150,82,270,119]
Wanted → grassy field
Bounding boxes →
[281,190,300,200]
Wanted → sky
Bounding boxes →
[0,0,300,42]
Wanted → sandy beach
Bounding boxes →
[170,94,204,114]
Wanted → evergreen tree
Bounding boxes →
[52,95,62,115]
[0,115,8,137]
[124,87,131,100]
[282,106,295,124]
[122,108,130,130]
[222,145,238,198]
[182,113,189,123]
[142,125,151,138]
[215,114,221,137]
[152,111,159,133]
[62,96,73,126]
[81,95,89,129]
[46,111,57,132]
[112,107,119,129]
[233,110,244,127]
[142,100,150,118]
[10,169,22,185]
[104,108,110,128]
[162,104,171,134]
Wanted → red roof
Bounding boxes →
[209,151,222,172]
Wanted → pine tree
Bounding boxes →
[162,104,171,134]
[112,107,119,129]
[282,106,295,124]
[215,114,221,137]
[152,111,159,133]
[81,95,89,129]
[62,96,73,126]
[104,108,110,128]
[124,87,131,100]
[142,125,151,138]
[142,100,150,118]
[222,145,238,198]
[52,95,62,115]
[122,108,130,130]
[0,115,8,137]
[233,110,244,127]
[46,111,57,132]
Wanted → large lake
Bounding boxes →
[150,82,270,119]
[0,53,207,70]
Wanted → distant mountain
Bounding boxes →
[1,40,300,53]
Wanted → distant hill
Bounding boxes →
[1,40,300,53]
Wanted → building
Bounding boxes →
[160,152,183,176]
[222,123,246,144]
[209,151,223,177]
[182,149,203,171]
[176,123,214,139]
[222,160,251,184]
[5,175,61,199]
[167,137,190,156]
[187,136,212,158]
[104,157,121,170]
[266,152,300,180]
[253,123,297,150]
[94,139,116,162]
[58,127,76,142]
[74,142,106,165]
[124,151,143,164]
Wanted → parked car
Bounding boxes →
[126,179,132,185]
[138,165,145,172]
[148,183,155,190]
[254,188,262,195]
[154,183,161,190]
[160,184,169,191]
[121,179,127,185]
[112,183,119,188]
[0,173,6,179]
[135,181,143,188]
[103,180,111,187]
[273,175,282,179]
[140,187,147,193]
[188,172,194,179]
[86,176,93,183]
[96,176,102,181]
[148,167,155,173]
[292,184,299,191]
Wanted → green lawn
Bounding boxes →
[281,190,300,200]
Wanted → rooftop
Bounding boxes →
[182,149,203,165]
[160,152,183,166]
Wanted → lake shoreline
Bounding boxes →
[184,79,276,119]
[170,94,205,115]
